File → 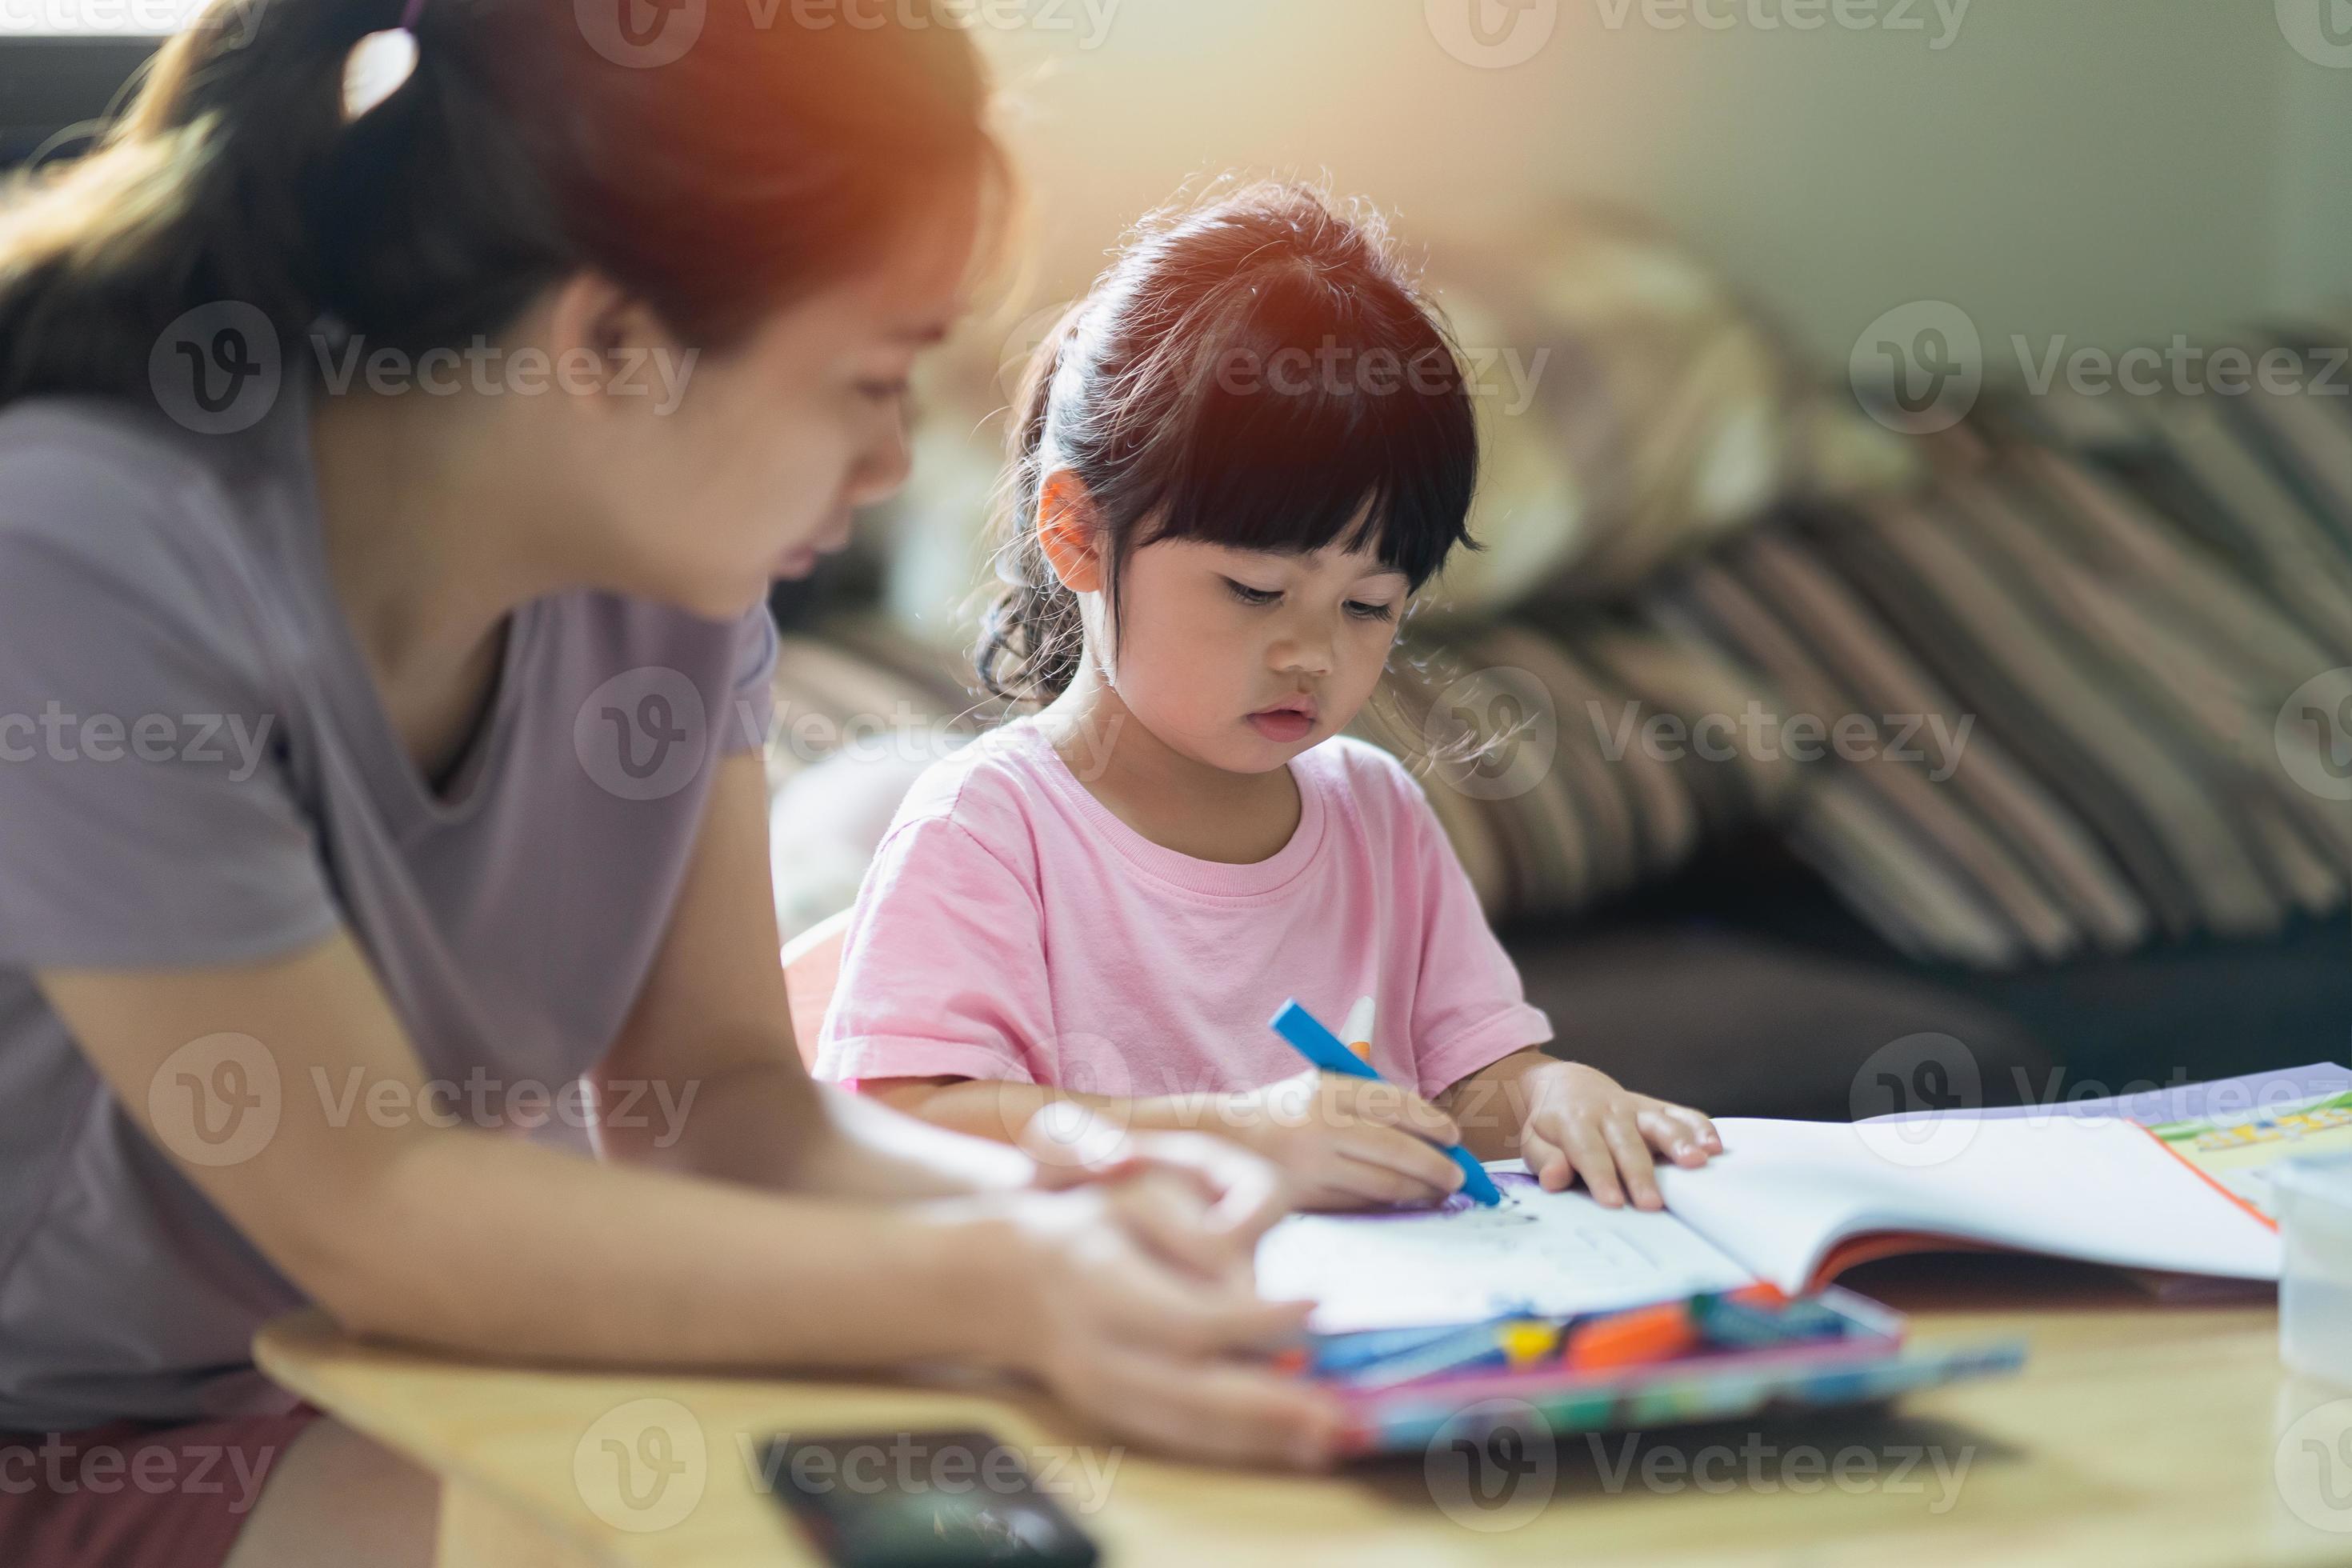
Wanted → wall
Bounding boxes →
[978,0,2344,372]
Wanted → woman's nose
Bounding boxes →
[844,409,914,510]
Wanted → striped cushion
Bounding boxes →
[764,613,1806,926]
[1639,334,2352,966]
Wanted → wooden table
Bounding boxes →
[254,1257,2352,1568]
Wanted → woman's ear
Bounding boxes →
[1037,469,1105,594]
[544,272,682,414]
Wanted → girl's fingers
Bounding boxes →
[1330,1079,1462,1145]
[1520,1130,1574,1191]
[1602,1114,1663,1210]
[1337,1127,1465,1199]
[1556,1115,1624,1206]
[1636,1106,1714,1167]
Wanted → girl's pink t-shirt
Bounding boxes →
[815,722,1550,1101]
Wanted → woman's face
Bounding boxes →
[565,192,978,621]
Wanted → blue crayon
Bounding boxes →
[1269,999,1503,1206]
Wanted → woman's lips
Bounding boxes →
[1247,706,1318,743]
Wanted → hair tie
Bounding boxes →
[342,2,426,122]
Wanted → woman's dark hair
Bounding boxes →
[0,0,1004,406]
[975,180,1480,705]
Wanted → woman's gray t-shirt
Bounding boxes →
[0,390,777,1431]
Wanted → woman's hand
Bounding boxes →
[1213,1069,1466,1212]
[1021,1108,1290,1283]
[1514,1061,1721,1210]
[970,1174,1346,1467]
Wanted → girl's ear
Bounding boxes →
[1037,469,1106,594]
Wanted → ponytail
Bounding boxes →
[0,0,1002,414]
[975,302,1087,704]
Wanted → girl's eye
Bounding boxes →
[1346,599,1400,622]
[1224,579,1282,607]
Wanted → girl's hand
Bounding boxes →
[974,1175,1345,1467]
[1516,1062,1722,1210]
[1217,1069,1467,1211]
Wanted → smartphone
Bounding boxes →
[758,1430,1102,1568]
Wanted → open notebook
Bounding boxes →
[1259,1065,2342,1333]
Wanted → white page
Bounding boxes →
[1653,1115,2283,1294]
[1255,1165,1754,1333]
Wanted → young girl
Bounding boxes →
[819,185,1723,1212]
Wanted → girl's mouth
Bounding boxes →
[1247,700,1318,743]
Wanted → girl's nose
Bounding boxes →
[1272,627,1337,677]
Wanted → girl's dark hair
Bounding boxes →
[976,181,1480,705]
[0,0,1004,406]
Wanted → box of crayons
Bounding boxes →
[1306,1285,2025,1457]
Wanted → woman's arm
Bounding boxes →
[36,754,1342,1461]
[590,755,1032,1199]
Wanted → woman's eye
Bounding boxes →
[1346,599,1399,622]
[1224,579,1282,606]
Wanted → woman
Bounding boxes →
[0,2,1343,1562]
